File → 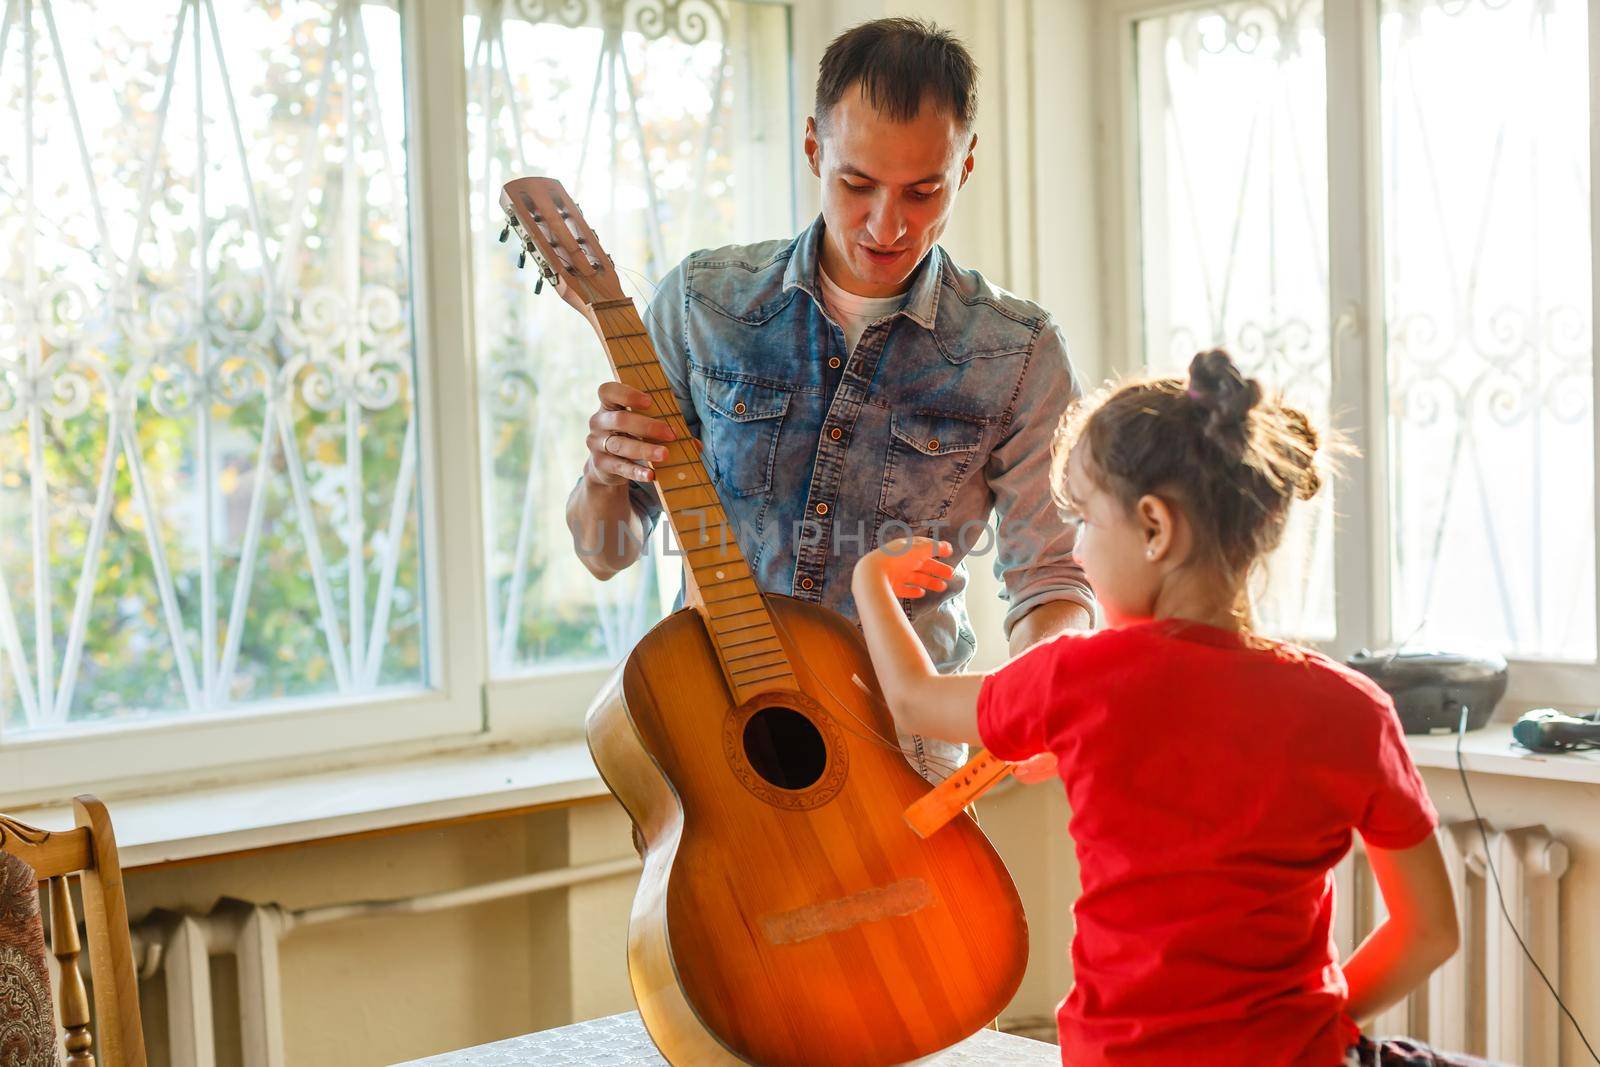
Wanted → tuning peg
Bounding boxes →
[517,251,527,269]
[534,277,544,296]
[498,223,510,243]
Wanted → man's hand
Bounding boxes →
[1008,600,1093,657]
[585,381,676,487]
[568,382,679,579]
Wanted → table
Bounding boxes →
[396,1010,1060,1066]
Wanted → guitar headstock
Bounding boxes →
[498,177,627,317]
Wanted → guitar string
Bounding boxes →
[764,591,949,758]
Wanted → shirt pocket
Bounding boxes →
[693,369,794,498]
[879,409,987,524]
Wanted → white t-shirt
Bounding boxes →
[818,265,906,356]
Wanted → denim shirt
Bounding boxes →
[624,216,1094,675]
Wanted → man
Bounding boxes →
[566,17,1093,781]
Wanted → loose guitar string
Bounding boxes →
[616,267,912,758]
[766,605,922,756]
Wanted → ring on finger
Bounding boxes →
[602,432,618,456]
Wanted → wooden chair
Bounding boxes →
[0,796,147,1067]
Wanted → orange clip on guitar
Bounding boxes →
[903,749,1017,839]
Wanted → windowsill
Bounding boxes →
[1406,724,1600,786]
[5,739,610,869]
[7,724,1591,871]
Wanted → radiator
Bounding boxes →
[112,855,642,1067]
[1335,821,1571,1065]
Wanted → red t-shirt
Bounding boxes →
[977,620,1437,1067]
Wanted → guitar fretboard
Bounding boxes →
[590,300,797,705]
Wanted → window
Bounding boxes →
[1,0,424,737]
[1379,0,1592,661]
[465,0,793,675]
[1135,2,1334,641]
[1,0,796,797]
[1114,0,1595,689]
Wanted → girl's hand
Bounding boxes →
[858,537,954,599]
[849,537,985,745]
[1011,752,1059,784]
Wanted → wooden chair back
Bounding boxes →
[0,795,147,1067]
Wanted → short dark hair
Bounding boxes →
[815,18,977,131]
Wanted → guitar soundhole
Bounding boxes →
[742,707,828,790]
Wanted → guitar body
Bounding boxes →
[588,594,1028,1067]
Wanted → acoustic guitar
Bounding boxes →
[499,176,1027,1067]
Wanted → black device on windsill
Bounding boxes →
[1511,708,1600,753]
[1343,649,1508,734]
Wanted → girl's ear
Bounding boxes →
[1135,494,1177,563]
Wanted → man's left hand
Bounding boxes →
[1008,600,1093,657]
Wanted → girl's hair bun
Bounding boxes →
[1187,349,1262,457]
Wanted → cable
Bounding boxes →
[1454,702,1599,1063]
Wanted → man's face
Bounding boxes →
[804,85,975,298]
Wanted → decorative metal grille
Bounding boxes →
[467,0,792,673]
[0,0,423,733]
[1381,0,1594,660]
[1135,0,1335,641]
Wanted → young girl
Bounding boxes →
[851,351,1488,1067]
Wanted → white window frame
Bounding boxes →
[2,0,484,803]
[1094,0,1600,707]
[2,0,807,805]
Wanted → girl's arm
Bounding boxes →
[850,539,986,746]
[1341,833,1461,1024]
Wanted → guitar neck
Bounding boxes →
[586,300,797,704]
